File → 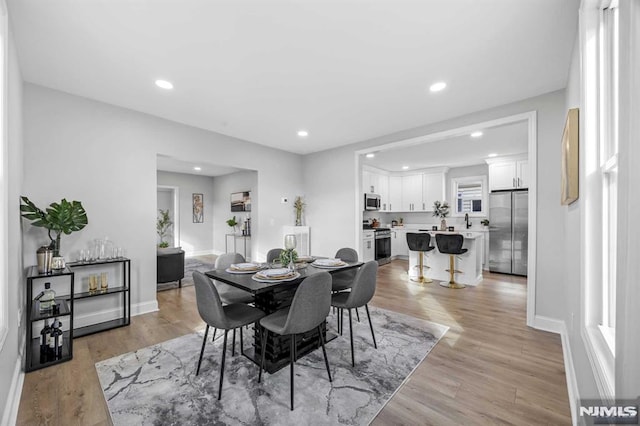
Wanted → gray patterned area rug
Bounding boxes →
[96,306,447,425]
[157,256,217,292]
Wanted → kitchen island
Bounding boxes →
[408,231,483,286]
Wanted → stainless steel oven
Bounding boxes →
[374,228,391,265]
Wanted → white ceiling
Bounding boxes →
[364,120,528,172]
[8,0,579,155]
[156,154,244,177]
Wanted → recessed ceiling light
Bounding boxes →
[429,81,447,92]
[155,79,174,90]
[297,130,309,137]
[193,166,202,171]
[471,131,483,138]
[366,153,375,158]
[488,153,498,158]
[402,165,409,170]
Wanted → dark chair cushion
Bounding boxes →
[435,234,468,255]
[157,249,185,283]
[406,233,435,252]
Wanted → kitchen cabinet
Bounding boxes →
[388,176,402,212]
[362,169,390,211]
[378,175,390,211]
[391,229,409,258]
[422,172,446,210]
[401,174,423,211]
[489,159,528,190]
[362,230,375,262]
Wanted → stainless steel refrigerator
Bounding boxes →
[489,190,528,276]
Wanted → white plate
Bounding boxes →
[296,256,315,263]
[312,258,347,268]
[312,263,348,269]
[252,271,300,283]
[259,268,292,277]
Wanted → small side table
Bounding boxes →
[225,233,251,260]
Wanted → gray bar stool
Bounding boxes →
[435,234,468,289]
[406,233,435,284]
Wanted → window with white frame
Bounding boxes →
[452,176,488,217]
[582,0,618,398]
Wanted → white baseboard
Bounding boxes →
[532,315,578,426]
[132,300,159,316]
[532,315,564,334]
[1,357,24,426]
[185,249,215,257]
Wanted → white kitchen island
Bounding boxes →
[408,231,484,286]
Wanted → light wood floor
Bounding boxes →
[16,259,571,425]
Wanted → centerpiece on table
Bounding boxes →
[279,234,298,271]
[432,200,450,230]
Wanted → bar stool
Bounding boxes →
[435,234,467,289]
[406,233,435,284]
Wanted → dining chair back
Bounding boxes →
[266,248,283,264]
[215,252,246,270]
[335,247,358,262]
[331,247,359,293]
[281,271,332,335]
[344,260,378,308]
[193,271,228,329]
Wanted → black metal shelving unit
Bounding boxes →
[67,258,131,338]
[25,266,75,372]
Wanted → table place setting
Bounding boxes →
[311,258,348,269]
[225,262,265,274]
[252,267,301,282]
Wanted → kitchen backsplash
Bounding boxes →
[363,211,488,228]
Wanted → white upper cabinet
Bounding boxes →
[378,175,390,211]
[388,176,402,212]
[362,168,390,211]
[401,174,423,211]
[487,157,528,191]
[422,172,446,211]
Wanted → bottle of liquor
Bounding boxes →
[40,319,51,362]
[49,319,63,359]
[35,282,56,313]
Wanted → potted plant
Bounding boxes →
[481,219,490,229]
[157,209,173,248]
[20,196,89,257]
[226,215,238,233]
[432,200,450,230]
[293,196,305,226]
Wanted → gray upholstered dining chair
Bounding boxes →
[331,247,361,323]
[212,253,255,354]
[258,272,333,411]
[192,271,266,400]
[266,248,284,264]
[331,260,378,367]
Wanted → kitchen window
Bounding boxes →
[451,176,487,217]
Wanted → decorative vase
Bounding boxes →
[295,211,302,226]
[440,218,447,230]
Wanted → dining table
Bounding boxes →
[205,258,363,373]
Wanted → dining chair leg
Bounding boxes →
[348,309,355,367]
[232,328,236,356]
[293,334,297,363]
[259,328,268,383]
[218,330,228,400]
[365,304,377,349]
[340,308,344,335]
[196,325,209,376]
[336,308,340,333]
[317,325,332,382]
[290,334,295,411]
[356,307,360,322]
[211,327,217,343]
[240,326,244,356]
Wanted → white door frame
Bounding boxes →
[157,185,180,248]
[353,111,538,326]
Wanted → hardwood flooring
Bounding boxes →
[16,259,571,425]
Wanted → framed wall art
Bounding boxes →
[231,191,251,212]
[193,193,204,223]
[561,108,579,205]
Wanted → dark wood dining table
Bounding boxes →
[205,259,363,373]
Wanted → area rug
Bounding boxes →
[157,256,217,292]
[96,306,448,425]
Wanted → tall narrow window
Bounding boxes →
[598,1,618,351]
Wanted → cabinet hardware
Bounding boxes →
[513,178,516,187]
[422,202,425,210]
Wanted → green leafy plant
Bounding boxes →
[226,215,238,229]
[481,219,490,227]
[293,196,305,225]
[20,196,89,256]
[432,200,450,219]
[157,209,173,247]
[278,249,298,266]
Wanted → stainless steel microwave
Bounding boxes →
[364,193,381,211]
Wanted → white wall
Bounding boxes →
[22,84,303,319]
[211,170,258,258]
[303,90,567,319]
[157,170,215,255]
[0,23,24,425]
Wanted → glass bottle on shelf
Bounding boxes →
[40,319,51,362]
[49,319,63,359]
[36,282,56,313]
